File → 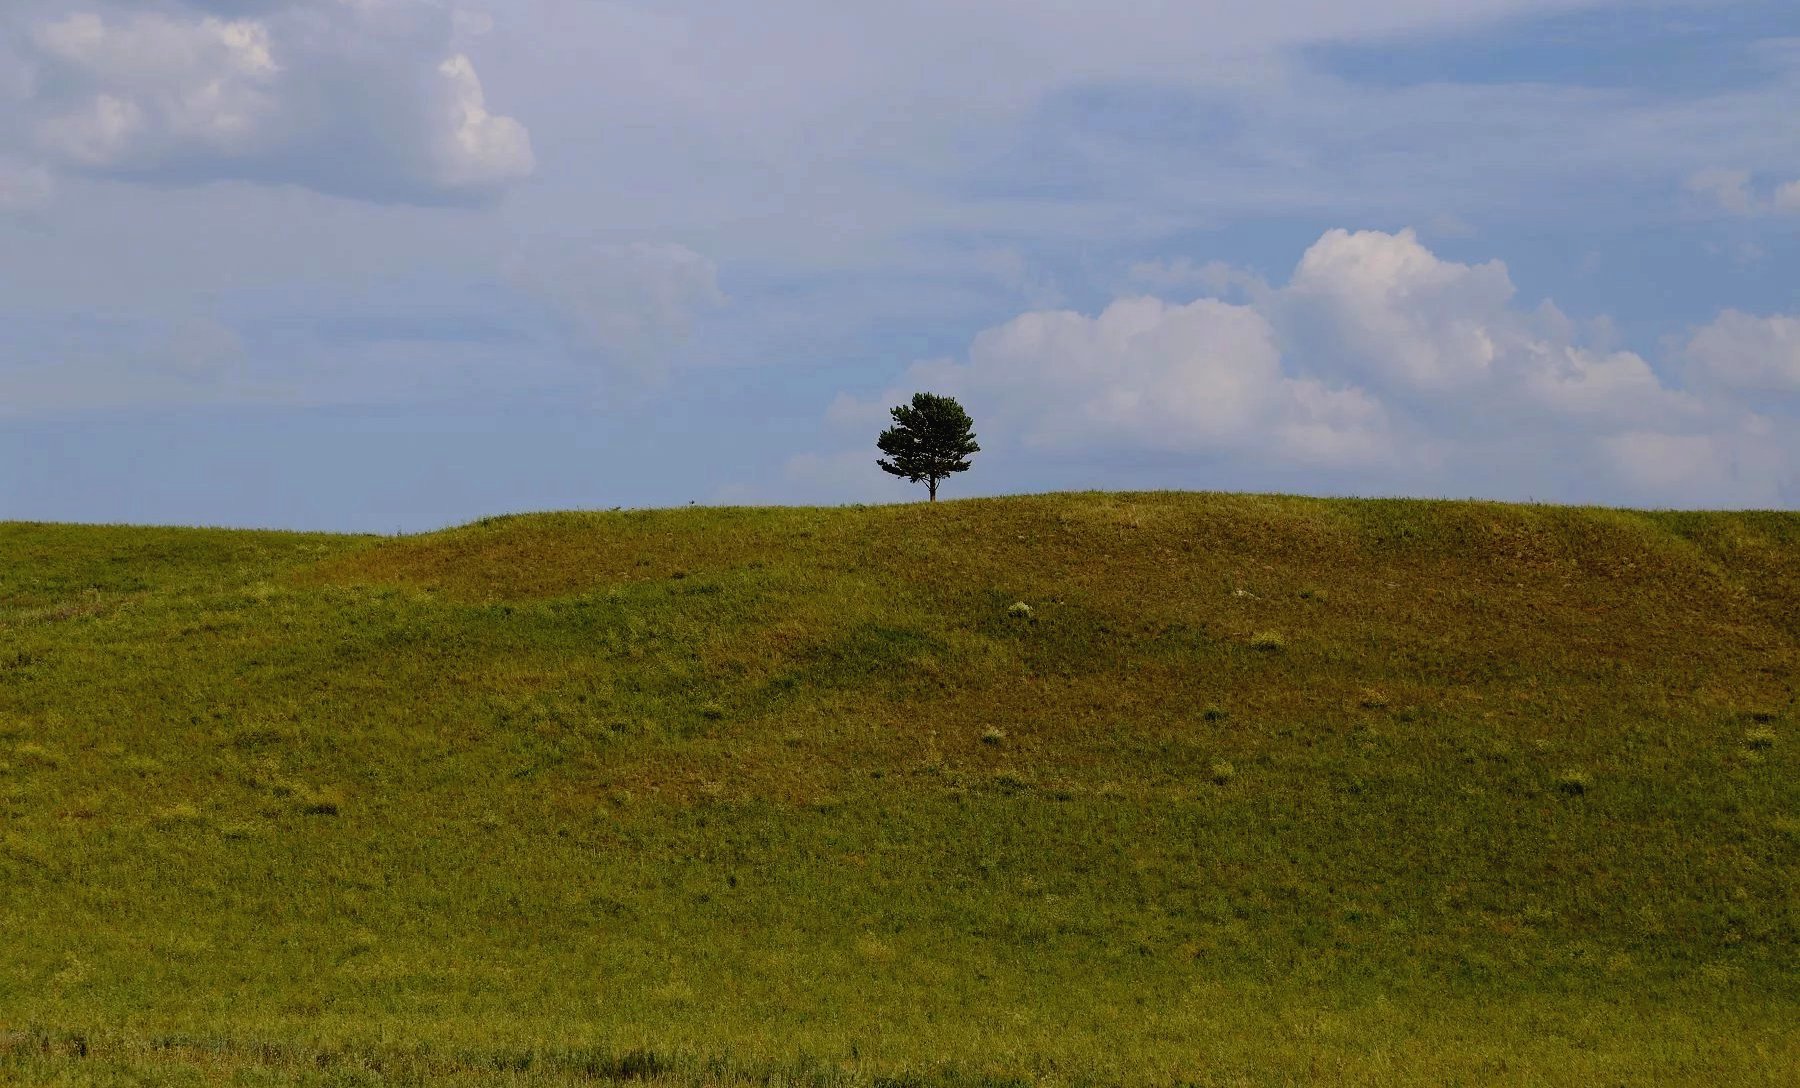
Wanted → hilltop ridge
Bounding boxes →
[2,492,1796,1086]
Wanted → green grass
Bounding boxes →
[1,492,1796,1086]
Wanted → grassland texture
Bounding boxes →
[1,493,1796,1086]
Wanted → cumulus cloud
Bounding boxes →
[818,228,1789,507]
[1684,310,1800,394]
[1284,228,1515,390]
[433,53,533,192]
[915,295,1395,467]
[504,240,726,373]
[1686,169,1758,215]
[31,12,280,152]
[1686,168,1800,217]
[1515,343,1680,419]
[0,0,533,204]
[1279,229,1698,424]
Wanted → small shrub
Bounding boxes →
[981,726,1006,746]
[991,770,1030,794]
[296,786,344,816]
[1744,726,1777,751]
[1006,601,1034,620]
[1202,705,1227,722]
[1249,631,1286,652]
[1556,769,1591,796]
[1210,761,1235,786]
[700,702,726,721]
[1357,687,1390,709]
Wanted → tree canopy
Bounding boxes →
[876,392,980,501]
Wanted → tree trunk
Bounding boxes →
[928,478,938,502]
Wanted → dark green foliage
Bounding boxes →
[876,392,980,501]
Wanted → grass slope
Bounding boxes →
[1,492,1796,1087]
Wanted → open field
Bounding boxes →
[1,492,1796,1086]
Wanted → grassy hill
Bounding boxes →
[1,492,1795,1086]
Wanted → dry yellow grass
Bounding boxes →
[1,492,1795,1086]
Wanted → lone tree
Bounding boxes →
[877,392,980,502]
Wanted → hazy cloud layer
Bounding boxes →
[1685,311,1800,393]
[0,156,54,210]
[0,311,267,415]
[3,0,1799,526]
[0,0,532,204]
[1688,168,1800,217]
[503,239,726,375]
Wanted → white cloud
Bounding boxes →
[963,297,1291,450]
[1684,310,1800,393]
[842,291,1397,471]
[1279,229,1698,423]
[468,0,1786,275]
[1686,169,1800,218]
[1,1,533,204]
[504,239,726,373]
[1516,344,1681,418]
[1284,227,1514,390]
[1686,168,1758,215]
[433,53,534,191]
[813,228,1786,507]
[27,11,281,164]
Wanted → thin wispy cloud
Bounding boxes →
[1,0,1797,527]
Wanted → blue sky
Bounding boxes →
[2,0,1797,530]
